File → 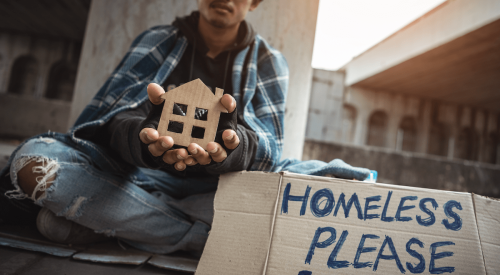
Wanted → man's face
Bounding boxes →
[198,0,259,28]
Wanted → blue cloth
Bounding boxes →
[281,158,370,179]
[0,25,370,187]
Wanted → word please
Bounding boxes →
[280,183,463,231]
[299,226,455,274]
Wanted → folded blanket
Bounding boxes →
[279,158,372,181]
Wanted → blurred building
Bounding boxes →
[304,0,500,197]
[0,0,319,160]
[0,0,90,139]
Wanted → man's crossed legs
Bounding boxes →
[7,137,217,255]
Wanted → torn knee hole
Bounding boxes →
[15,156,59,200]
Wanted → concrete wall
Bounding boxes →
[0,32,79,139]
[303,140,500,198]
[69,0,319,160]
[0,94,71,139]
[345,86,500,163]
[305,69,500,164]
[345,86,427,150]
[0,32,76,97]
[345,0,500,86]
[69,0,197,128]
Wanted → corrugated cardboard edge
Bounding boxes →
[472,194,500,275]
[471,194,488,274]
[195,171,282,275]
[261,172,284,275]
[282,171,479,196]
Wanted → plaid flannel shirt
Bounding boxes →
[74,25,288,172]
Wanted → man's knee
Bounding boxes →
[14,156,58,200]
[7,137,64,200]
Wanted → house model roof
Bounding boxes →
[157,78,228,150]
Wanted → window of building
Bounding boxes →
[366,110,388,147]
[427,122,449,157]
[456,127,479,161]
[397,116,417,152]
[341,104,356,143]
[45,61,77,101]
[483,132,498,164]
[8,55,38,97]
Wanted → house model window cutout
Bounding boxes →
[157,78,228,150]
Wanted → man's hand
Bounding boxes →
[140,83,240,171]
[186,94,240,167]
[139,83,183,170]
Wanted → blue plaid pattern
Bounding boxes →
[73,25,288,172]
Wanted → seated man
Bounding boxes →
[1,0,283,255]
[0,0,370,256]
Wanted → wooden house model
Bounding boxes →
[157,79,228,150]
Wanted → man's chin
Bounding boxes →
[208,18,231,29]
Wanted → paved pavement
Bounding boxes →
[0,245,186,275]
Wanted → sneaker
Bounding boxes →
[36,208,108,245]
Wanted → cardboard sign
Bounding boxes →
[158,79,227,150]
[473,194,500,275]
[197,172,500,275]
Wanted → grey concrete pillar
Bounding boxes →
[69,0,198,127]
[386,95,403,149]
[305,69,344,143]
[69,0,319,161]
[353,103,370,146]
[416,100,432,153]
[246,1,319,159]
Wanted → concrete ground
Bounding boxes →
[0,245,186,275]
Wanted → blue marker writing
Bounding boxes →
[281,183,311,216]
[305,227,337,265]
[334,193,364,220]
[310,188,335,218]
[395,196,418,222]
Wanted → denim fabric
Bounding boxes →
[9,137,218,255]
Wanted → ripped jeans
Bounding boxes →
[7,137,218,255]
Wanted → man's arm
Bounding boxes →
[105,102,163,168]
[201,124,258,174]
[240,39,289,172]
